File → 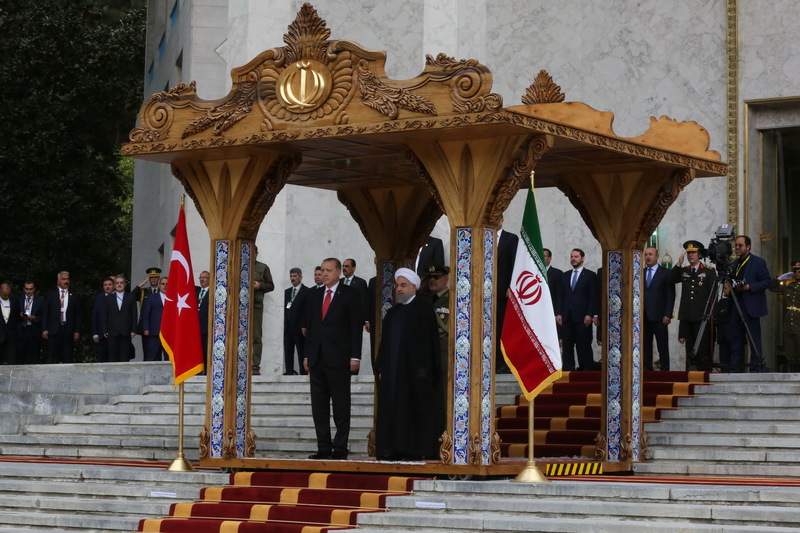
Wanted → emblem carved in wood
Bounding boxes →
[245,429,257,458]
[367,428,376,457]
[490,432,501,464]
[199,426,210,460]
[594,432,607,462]
[640,430,650,460]
[222,429,237,460]
[620,433,634,462]
[468,433,481,466]
[439,431,453,464]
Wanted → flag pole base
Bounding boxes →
[511,461,549,483]
[166,453,196,472]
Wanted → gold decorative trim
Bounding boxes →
[594,432,606,462]
[726,0,739,230]
[357,60,437,119]
[245,429,257,458]
[439,431,453,464]
[129,82,197,143]
[521,70,565,105]
[222,429,237,460]
[488,134,553,224]
[199,426,210,461]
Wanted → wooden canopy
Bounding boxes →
[125,3,726,474]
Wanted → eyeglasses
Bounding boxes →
[428,275,442,280]
[735,243,747,248]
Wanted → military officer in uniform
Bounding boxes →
[423,263,450,413]
[775,260,800,371]
[671,240,717,370]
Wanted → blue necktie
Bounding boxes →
[646,267,654,288]
[571,270,579,291]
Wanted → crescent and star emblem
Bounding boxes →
[165,250,192,316]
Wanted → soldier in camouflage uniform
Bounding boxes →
[423,263,450,412]
[671,240,717,370]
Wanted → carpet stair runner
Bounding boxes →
[137,472,419,533]
[496,370,710,458]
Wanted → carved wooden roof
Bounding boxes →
[123,3,727,189]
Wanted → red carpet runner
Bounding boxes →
[138,471,420,532]
[497,371,710,458]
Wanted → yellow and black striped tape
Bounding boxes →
[545,462,603,476]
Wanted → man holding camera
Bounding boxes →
[671,240,716,370]
[724,235,771,372]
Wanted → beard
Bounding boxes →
[395,292,413,305]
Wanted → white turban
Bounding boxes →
[394,267,421,289]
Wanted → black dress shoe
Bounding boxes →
[282,370,298,376]
[308,451,332,460]
[331,450,349,460]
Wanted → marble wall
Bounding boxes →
[134,0,799,372]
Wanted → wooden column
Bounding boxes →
[173,153,298,461]
[558,167,695,467]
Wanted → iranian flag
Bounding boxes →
[160,204,205,385]
[500,184,562,400]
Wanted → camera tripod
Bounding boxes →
[688,273,766,372]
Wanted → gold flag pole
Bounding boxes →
[167,382,195,472]
[511,396,549,483]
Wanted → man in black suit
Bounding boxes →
[91,277,114,363]
[196,271,211,367]
[141,277,168,361]
[283,267,308,375]
[42,271,81,364]
[416,236,445,277]
[544,248,562,311]
[16,280,44,364]
[341,258,368,374]
[0,283,18,365]
[496,215,519,373]
[643,247,676,371]
[103,275,138,363]
[556,249,597,371]
[303,258,362,460]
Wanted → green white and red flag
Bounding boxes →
[500,183,562,400]
[160,203,205,385]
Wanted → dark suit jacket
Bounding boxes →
[304,283,362,369]
[284,284,309,327]
[731,253,771,318]
[341,275,368,322]
[0,298,19,344]
[643,264,676,322]
[497,230,519,300]
[546,265,563,312]
[417,236,445,276]
[15,294,44,336]
[141,293,165,336]
[42,288,81,336]
[557,268,597,323]
[91,292,111,338]
[103,292,138,336]
[196,285,211,337]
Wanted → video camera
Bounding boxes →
[706,224,735,277]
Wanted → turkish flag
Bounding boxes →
[160,204,204,385]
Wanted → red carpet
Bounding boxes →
[497,371,710,458]
[137,471,422,532]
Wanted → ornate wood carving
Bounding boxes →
[726,0,739,230]
[490,432,501,465]
[521,70,565,105]
[594,432,607,462]
[245,429,257,458]
[246,154,301,238]
[172,165,205,224]
[367,428,376,457]
[640,429,650,460]
[357,60,437,119]
[406,149,445,215]
[636,169,694,247]
[488,134,553,224]
[468,433,481,466]
[424,53,503,113]
[199,426,210,461]
[620,433,634,462]
[556,180,599,242]
[222,429,237,460]
[439,431,453,464]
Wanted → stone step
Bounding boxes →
[648,447,798,463]
[634,461,800,478]
[658,408,800,421]
[696,383,800,394]
[649,434,800,448]
[646,421,800,434]
[677,395,800,407]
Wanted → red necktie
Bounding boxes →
[322,289,332,319]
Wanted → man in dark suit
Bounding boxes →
[643,247,676,370]
[556,249,597,371]
[196,271,211,367]
[303,258,363,460]
[16,280,44,364]
[91,277,114,363]
[496,216,519,373]
[103,275,138,363]
[726,235,771,372]
[42,271,81,364]
[283,267,308,375]
[416,236,445,277]
[141,277,167,361]
[544,248,563,349]
[341,258,368,374]
[0,283,18,365]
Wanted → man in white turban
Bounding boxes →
[374,267,443,460]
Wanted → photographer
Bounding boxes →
[724,235,771,372]
[671,240,716,370]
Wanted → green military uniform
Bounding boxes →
[782,280,800,369]
[252,260,274,373]
[422,262,450,415]
[671,241,716,370]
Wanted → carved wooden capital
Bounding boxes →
[199,426,210,461]
[488,134,553,224]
